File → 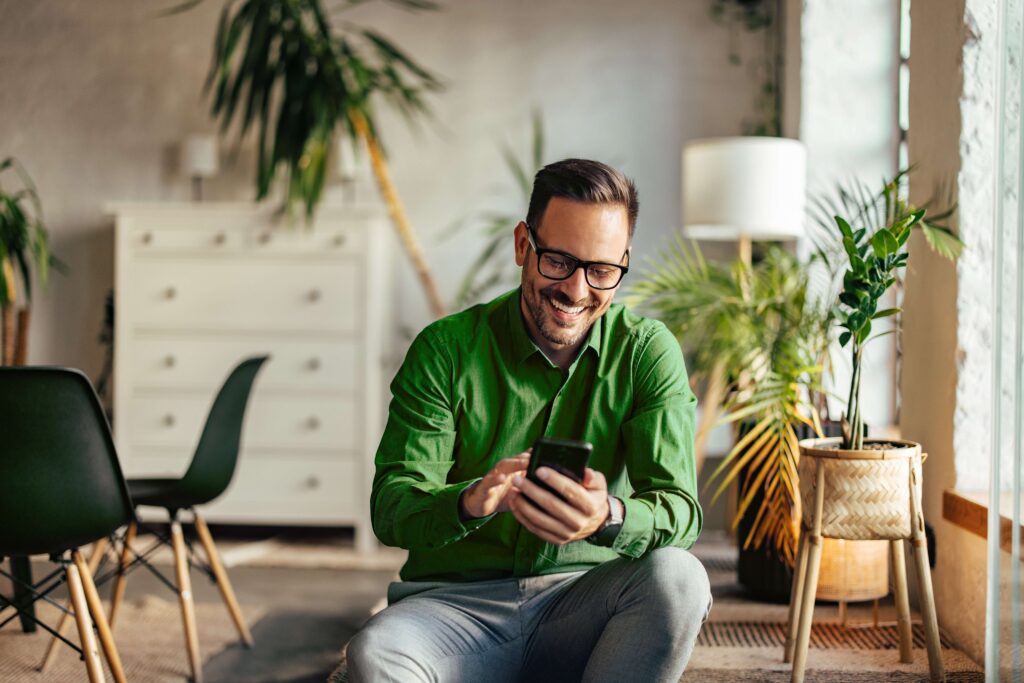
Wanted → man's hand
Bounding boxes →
[508,467,609,545]
[459,452,531,520]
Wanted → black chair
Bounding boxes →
[107,355,269,683]
[0,367,131,683]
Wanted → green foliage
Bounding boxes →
[822,172,963,449]
[201,0,443,220]
[445,110,545,308]
[627,241,831,562]
[0,158,56,307]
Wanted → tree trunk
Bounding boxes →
[1,257,13,366]
[14,307,29,366]
[350,111,448,320]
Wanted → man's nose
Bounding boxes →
[561,267,590,302]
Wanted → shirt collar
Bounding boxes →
[503,287,603,366]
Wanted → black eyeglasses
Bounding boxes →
[525,224,629,290]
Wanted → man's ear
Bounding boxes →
[514,221,529,267]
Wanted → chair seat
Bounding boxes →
[127,478,204,511]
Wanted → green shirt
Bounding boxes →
[372,288,701,582]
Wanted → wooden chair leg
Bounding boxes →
[65,561,107,683]
[193,512,254,647]
[910,537,945,682]
[108,522,137,628]
[74,549,127,683]
[784,530,810,663]
[40,538,109,672]
[171,520,204,683]
[890,539,913,663]
[791,460,826,683]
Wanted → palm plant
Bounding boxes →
[627,241,830,563]
[0,157,55,366]
[195,0,448,317]
[444,110,545,309]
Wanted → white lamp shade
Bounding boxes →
[682,137,806,240]
[183,135,219,178]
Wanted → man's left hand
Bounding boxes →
[508,467,609,545]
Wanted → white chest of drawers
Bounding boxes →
[110,202,388,552]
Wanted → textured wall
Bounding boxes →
[901,0,990,666]
[0,0,763,379]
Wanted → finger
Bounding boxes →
[495,454,531,475]
[533,468,596,515]
[511,495,572,543]
[514,474,589,526]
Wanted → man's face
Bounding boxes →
[514,197,630,351]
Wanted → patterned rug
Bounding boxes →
[0,596,262,682]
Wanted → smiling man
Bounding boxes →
[347,159,710,683]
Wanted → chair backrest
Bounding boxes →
[178,356,269,505]
[0,367,134,557]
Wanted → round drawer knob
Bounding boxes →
[308,289,322,303]
[141,232,154,245]
[332,234,346,247]
[213,231,227,245]
[307,416,321,430]
[258,232,272,245]
[165,286,177,300]
[164,355,176,368]
[307,357,322,371]
[304,476,321,490]
[163,414,176,427]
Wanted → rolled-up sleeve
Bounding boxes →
[613,322,702,557]
[370,326,491,550]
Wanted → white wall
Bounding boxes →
[799,0,901,429]
[0,0,764,379]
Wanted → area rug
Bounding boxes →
[0,596,264,682]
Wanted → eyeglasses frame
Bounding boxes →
[524,223,630,290]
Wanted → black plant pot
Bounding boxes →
[736,420,846,603]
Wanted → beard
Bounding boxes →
[522,283,599,347]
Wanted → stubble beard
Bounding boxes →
[524,283,597,348]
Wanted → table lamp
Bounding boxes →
[183,135,219,202]
[682,136,806,265]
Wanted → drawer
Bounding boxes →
[126,394,359,451]
[128,337,361,392]
[240,223,367,255]
[129,227,241,252]
[125,453,362,522]
[127,221,367,257]
[125,260,360,332]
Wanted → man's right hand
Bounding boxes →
[459,452,531,520]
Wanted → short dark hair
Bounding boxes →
[526,159,639,238]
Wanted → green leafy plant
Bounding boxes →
[187,0,449,317]
[825,174,962,450]
[444,110,546,308]
[0,157,57,365]
[627,242,831,563]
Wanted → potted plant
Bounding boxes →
[186,0,449,317]
[0,157,56,366]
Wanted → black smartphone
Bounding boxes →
[526,436,593,499]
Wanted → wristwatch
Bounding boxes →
[587,495,625,547]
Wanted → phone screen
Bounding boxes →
[526,437,592,498]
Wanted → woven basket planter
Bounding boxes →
[798,437,922,541]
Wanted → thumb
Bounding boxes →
[582,468,607,491]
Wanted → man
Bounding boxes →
[348,159,710,683]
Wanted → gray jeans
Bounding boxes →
[347,546,711,683]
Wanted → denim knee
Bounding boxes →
[639,546,712,626]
